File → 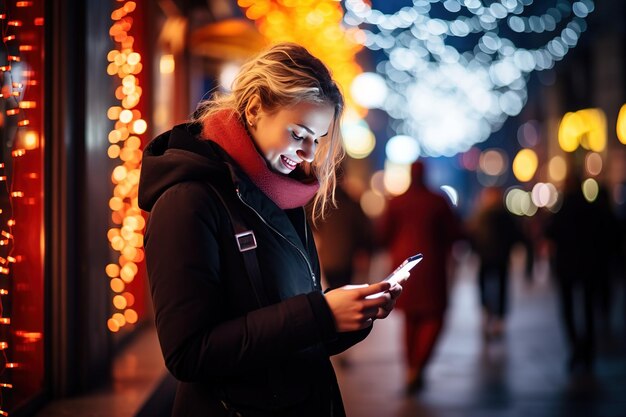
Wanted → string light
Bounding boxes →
[237,0,365,116]
[343,0,595,157]
[107,1,145,332]
[0,1,45,412]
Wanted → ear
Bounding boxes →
[244,95,262,126]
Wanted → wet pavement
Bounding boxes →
[334,253,626,417]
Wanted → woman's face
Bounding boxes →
[249,100,335,175]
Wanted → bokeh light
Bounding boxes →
[548,155,567,182]
[582,178,599,202]
[343,0,594,156]
[512,148,538,182]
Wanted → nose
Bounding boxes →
[296,137,316,163]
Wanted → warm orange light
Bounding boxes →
[22,131,39,150]
[105,263,120,278]
[109,1,145,331]
[124,309,138,324]
[108,144,121,158]
[107,318,120,332]
[18,101,36,108]
[160,54,175,74]
[113,295,127,309]
[0,318,10,325]
[112,166,128,182]
[14,331,42,342]
[113,313,126,326]
[122,292,135,307]
[110,278,125,293]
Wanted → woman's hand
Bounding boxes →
[324,282,392,332]
[375,282,403,320]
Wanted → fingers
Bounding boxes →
[395,272,411,285]
[359,281,391,297]
[388,283,403,299]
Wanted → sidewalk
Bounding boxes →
[334,253,626,417]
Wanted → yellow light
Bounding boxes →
[617,104,626,145]
[21,130,39,150]
[558,108,607,153]
[548,155,567,183]
[160,54,175,74]
[512,149,538,182]
[558,112,582,152]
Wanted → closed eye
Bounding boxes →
[291,131,305,141]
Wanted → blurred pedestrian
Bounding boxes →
[377,161,462,393]
[467,186,523,340]
[545,173,617,372]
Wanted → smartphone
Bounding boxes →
[366,253,423,299]
[384,253,423,286]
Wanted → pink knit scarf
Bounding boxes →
[201,110,319,209]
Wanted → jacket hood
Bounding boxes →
[138,123,229,212]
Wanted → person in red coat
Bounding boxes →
[377,161,462,393]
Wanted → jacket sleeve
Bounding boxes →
[144,182,337,382]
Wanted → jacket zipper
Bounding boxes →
[235,188,317,288]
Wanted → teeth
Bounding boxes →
[282,156,297,168]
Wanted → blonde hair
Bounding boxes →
[194,42,345,222]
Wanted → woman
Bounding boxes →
[138,43,403,416]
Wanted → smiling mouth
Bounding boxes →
[280,155,299,170]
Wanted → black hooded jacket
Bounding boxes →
[138,123,370,416]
